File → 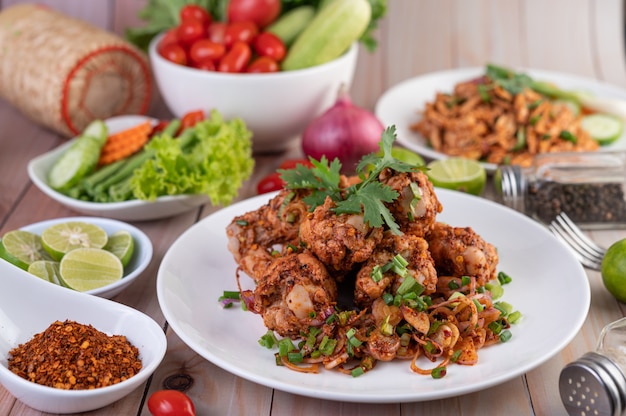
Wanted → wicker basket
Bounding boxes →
[0,4,151,137]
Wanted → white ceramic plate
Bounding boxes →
[0,258,166,414]
[27,115,210,221]
[15,216,152,299]
[375,67,626,172]
[157,189,590,403]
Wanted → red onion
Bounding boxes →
[301,85,385,173]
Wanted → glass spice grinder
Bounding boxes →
[559,317,626,416]
[498,151,626,229]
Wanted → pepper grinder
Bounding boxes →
[559,317,626,416]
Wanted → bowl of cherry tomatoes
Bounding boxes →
[148,3,358,153]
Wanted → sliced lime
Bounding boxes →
[41,221,108,261]
[59,248,123,291]
[28,260,62,285]
[426,158,486,196]
[0,230,52,270]
[104,230,135,267]
[581,113,624,145]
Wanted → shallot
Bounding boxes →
[301,85,384,173]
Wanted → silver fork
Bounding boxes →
[548,212,606,270]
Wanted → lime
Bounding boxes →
[28,260,62,285]
[0,230,52,270]
[581,113,624,145]
[103,230,134,267]
[426,158,487,196]
[389,146,425,166]
[601,238,626,302]
[59,247,123,291]
[41,221,108,261]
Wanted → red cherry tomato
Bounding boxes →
[224,21,259,48]
[218,42,252,73]
[257,172,285,194]
[279,159,314,169]
[151,120,170,135]
[247,56,279,73]
[180,4,211,26]
[147,390,195,416]
[189,39,226,65]
[177,19,207,47]
[227,0,281,29]
[159,43,188,66]
[192,59,216,71]
[157,28,179,54]
[253,32,286,62]
[180,110,205,131]
[207,22,227,44]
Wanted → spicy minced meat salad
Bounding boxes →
[411,64,599,167]
[224,128,521,379]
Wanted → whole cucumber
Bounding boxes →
[266,5,316,47]
[281,0,371,71]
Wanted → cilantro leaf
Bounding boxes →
[336,182,399,233]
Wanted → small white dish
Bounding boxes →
[27,115,210,221]
[0,257,167,414]
[16,216,153,299]
[375,67,626,172]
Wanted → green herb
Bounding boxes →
[559,130,577,143]
[431,366,447,379]
[280,127,421,234]
[258,331,279,349]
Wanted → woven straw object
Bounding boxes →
[0,4,151,137]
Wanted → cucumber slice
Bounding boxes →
[82,119,108,146]
[581,113,624,145]
[48,136,101,191]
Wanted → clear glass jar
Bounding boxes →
[498,151,626,229]
[560,317,626,416]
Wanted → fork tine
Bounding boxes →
[548,212,605,270]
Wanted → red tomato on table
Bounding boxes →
[257,172,285,194]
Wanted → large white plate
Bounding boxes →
[375,67,626,172]
[156,189,590,403]
[27,115,210,222]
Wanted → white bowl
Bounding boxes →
[0,258,166,414]
[16,216,153,299]
[27,115,210,221]
[149,33,359,153]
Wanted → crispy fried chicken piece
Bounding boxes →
[426,222,498,286]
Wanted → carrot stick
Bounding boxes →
[98,120,153,166]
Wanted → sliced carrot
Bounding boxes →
[98,120,153,166]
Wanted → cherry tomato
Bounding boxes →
[257,172,285,194]
[151,120,170,136]
[180,110,205,131]
[147,390,195,416]
[207,22,227,44]
[218,41,252,73]
[180,4,211,26]
[157,28,179,54]
[246,56,279,73]
[224,21,259,48]
[159,43,188,66]
[253,32,286,62]
[279,159,314,169]
[192,59,216,71]
[227,0,281,29]
[189,39,226,65]
[177,19,207,47]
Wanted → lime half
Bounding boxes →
[601,238,626,302]
[0,230,52,270]
[41,221,108,261]
[426,158,486,196]
[59,248,123,291]
[28,260,62,285]
[104,230,135,267]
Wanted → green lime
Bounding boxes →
[581,113,624,145]
[389,146,425,166]
[41,221,108,261]
[0,230,52,270]
[59,247,123,291]
[426,158,487,196]
[28,260,62,285]
[601,238,626,302]
[103,230,134,267]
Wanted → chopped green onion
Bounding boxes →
[258,331,278,349]
[461,276,471,286]
[319,336,337,356]
[450,350,462,362]
[221,291,240,300]
[382,292,394,305]
[447,280,460,290]
[371,265,383,282]
[497,271,512,285]
[508,310,523,324]
[513,127,526,151]
[397,275,424,296]
[529,115,541,125]
[477,84,491,102]
[288,352,304,363]
[485,282,503,299]
[494,301,513,316]
[278,338,296,356]
[559,130,577,143]
[431,366,447,379]
[424,341,438,354]
[351,366,365,377]
[499,330,512,342]
[235,219,248,226]
[325,313,336,325]
[409,182,422,214]
[472,298,484,312]
[380,315,394,336]
[346,328,362,347]
[488,321,503,335]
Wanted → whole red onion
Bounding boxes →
[301,85,385,173]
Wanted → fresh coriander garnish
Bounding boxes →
[278,126,422,234]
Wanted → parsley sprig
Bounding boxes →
[278,126,421,234]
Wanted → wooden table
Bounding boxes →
[2,1,626,415]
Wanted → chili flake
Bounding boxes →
[8,320,142,390]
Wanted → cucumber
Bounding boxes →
[281,0,371,71]
[581,113,624,145]
[266,6,316,47]
[48,136,102,191]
